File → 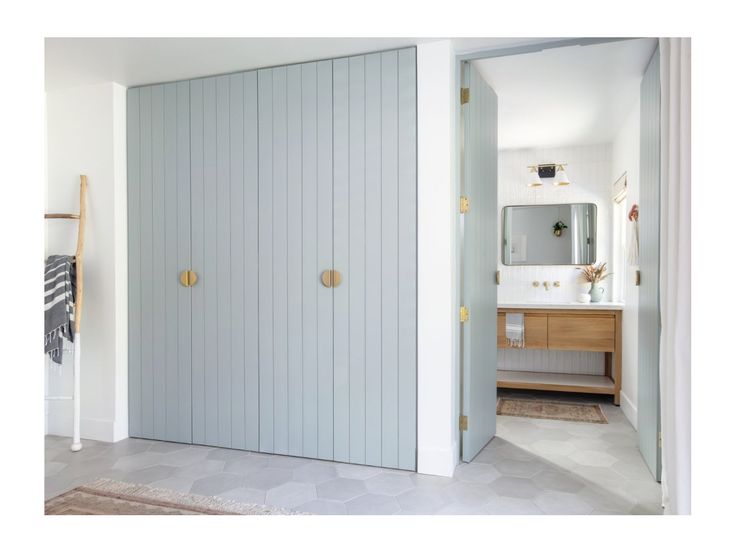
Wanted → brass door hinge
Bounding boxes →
[495,270,501,285]
[658,431,663,448]
[459,415,468,431]
[460,306,469,323]
[459,195,470,214]
[635,270,641,286]
[460,87,470,105]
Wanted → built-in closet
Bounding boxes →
[127,48,417,471]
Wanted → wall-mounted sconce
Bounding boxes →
[526,163,571,188]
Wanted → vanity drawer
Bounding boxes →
[547,315,615,352]
[497,313,548,349]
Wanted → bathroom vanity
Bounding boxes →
[497,302,623,405]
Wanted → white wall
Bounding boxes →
[612,97,641,429]
[416,40,458,476]
[45,82,128,442]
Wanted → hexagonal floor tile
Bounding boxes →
[346,493,400,515]
[494,458,548,478]
[530,440,576,456]
[569,450,618,468]
[364,472,415,496]
[265,482,317,509]
[292,462,338,484]
[191,472,243,496]
[149,476,195,493]
[240,468,293,491]
[111,451,164,472]
[218,486,266,504]
[444,482,498,506]
[534,491,593,515]
[396,487,450,514]
[488,476,541,499]
[484,496,543,515]
[532,470,585,494]
[316,477,367,502]
[147,441,189,454]
[453,462,501,484]
[267,455,312,470]
[125,464,178,484]
[223,456,270,476]
[174,459,226,479]
[296,499,347,515]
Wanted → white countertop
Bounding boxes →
[497,301,625,310]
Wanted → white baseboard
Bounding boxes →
[620,390,638,430]
[418,441,458,477]
[46,402,123,442]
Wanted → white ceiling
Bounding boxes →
[45,37,563,92]
[473,38,657,150]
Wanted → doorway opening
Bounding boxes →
[457,37,663,514]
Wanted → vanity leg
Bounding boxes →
[613,311,623,406]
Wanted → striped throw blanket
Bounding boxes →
[44,255,76,364]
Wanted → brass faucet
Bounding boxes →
[543,281,550,291]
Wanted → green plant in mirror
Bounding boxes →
[552,220,568,237]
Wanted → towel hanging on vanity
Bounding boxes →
[505,313,525,348]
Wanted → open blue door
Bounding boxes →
[460,61,498,462]
[637,47,662,481]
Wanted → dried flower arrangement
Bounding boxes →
[577,262,612,284]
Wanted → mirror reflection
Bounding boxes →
[501,203,597,265]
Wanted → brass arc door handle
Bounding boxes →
[320,270,342,288]
[180,270,198,287]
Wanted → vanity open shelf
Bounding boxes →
[497,304,623,404]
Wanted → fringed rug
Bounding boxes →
[497,398,608,424]
[45,479,303,515]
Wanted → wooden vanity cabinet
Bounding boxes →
[497,307,623,405]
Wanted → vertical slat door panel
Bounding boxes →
[258,68,275,453]
[380,50,400,469]
[127,87,142,438]
[190,78,206,444]
[242,72,261,451]
[363,52,383,467]
[175,81,193,443]
[128,83,191,443]
[139,86,154,439]
[229,73,246,450]
[348,55,367,465]
[397,47,417,470]
[461,62,498,462]
[286,64,304,457]
[316,60,334,461]
[272,66,289,455]
[332,57,350,463]
[215,75,232,448]
[300,62,320,459]
[638,47,662,481]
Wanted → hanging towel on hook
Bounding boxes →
[44,255,76,364]
[505,313,525,348]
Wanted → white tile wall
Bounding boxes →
[497,144,613,375]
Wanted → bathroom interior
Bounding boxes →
[466,37,663,512]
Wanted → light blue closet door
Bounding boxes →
[258,50,417,470]
[129,49,416,470]
[637,47,662,481]
[127,82,192,443]
[189,72,260,450]
[461,61,498,462]
[332,49,417,469]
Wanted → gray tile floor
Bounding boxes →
[45,389,663,515]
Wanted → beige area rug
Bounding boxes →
[45,478,303,515]
[497,398,608,424]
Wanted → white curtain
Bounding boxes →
[659,38,691,515]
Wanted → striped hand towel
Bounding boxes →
[44,255,76,364]
[505,313,525,348]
